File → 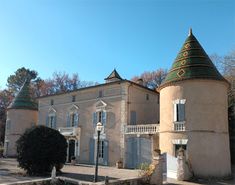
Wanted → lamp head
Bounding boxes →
[96,122,103,131]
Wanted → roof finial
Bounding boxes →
[188,28,192,36]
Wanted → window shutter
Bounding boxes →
[46,116,49,127]
[74,113,79,126]
[102,111,107,126]
[173,104,177,122]
[179,104,185,122]
[130,111,137,125]
[66,113,70,127]
[92,112,97,127]
[132,138,138,168]
[53,115,57,129]
[89,138,95,164]
[103,140,109,166]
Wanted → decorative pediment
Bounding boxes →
[48,107,56,113]
[68,104,79,113]
[95,100,107,108]
[48,107,56,116]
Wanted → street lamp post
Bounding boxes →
[94,122,103,182]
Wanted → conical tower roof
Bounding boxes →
[7,80,38,110]
[105,69,122,81]
[159,29,226,89]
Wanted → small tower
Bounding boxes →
[158,29,231,178]
[4,80,38,157]
[105,69,123,83]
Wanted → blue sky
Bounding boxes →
[0,0,235,88]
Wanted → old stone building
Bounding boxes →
[4,29,232,179]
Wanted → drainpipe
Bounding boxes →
[123,83,132,168]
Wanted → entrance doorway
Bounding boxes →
[174,144,187,157]
[126,137,152,168]
[68,140,75,162]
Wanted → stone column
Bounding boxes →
[177,148,192,181]
[150,149,163,185]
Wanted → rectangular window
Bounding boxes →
[71,113,75,127]
[146,94,149,101]
[130,111,137,125]
[173,100,185,122]
[49,116,54,128]
[50,99,54,105]
[174,144,187,157]
[98,111,102,122]
[98,90,103,98]
[72,95,76,102]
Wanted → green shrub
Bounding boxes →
[16,125,67,175]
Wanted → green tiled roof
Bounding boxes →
[159,29,226,89]
[7,80,38,110]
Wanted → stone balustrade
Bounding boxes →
[124,124,159,135]
[174,122,185,131]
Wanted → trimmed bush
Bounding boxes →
[16,125,67,175]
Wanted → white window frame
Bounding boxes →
[68,104,79,127]
[48,112,56,128]
[173,99,186,131]
[48,107,56,129]
[173,99,186,123]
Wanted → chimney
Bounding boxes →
[136,78,144,86]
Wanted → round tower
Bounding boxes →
[4,80,38,157]
[159,29,231,178]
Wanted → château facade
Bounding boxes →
[4,29,232,178]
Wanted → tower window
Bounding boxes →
[173,99,186,122]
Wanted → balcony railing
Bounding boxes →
[124,124,159,135]
[58,127,81,137]
[174,122,185,131]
